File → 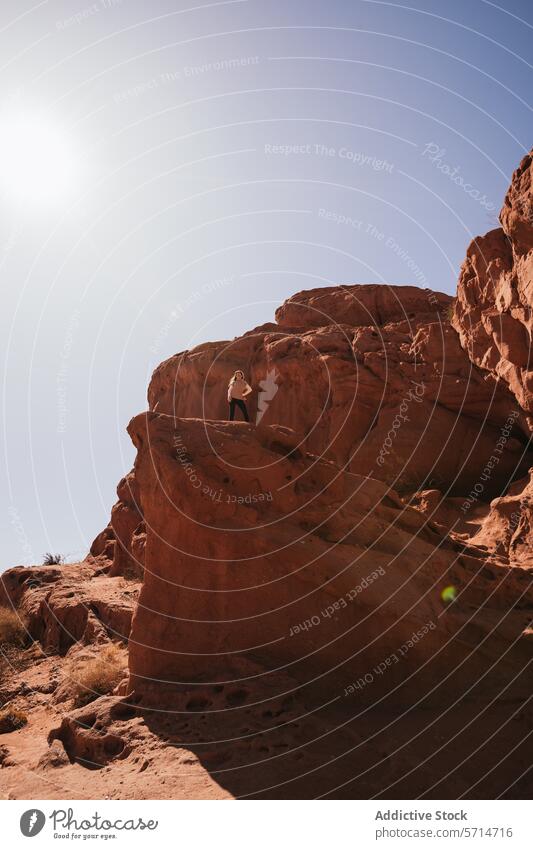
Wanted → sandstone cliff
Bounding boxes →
[1,150,533,800]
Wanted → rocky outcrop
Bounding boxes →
[90,472,145,579]
[124,412,533,707]
[48,698,132,768]
[146,284,531,498]
[449,149,533,566]
[115,153,533,721]
[91,176,533,713]
[0,563,138,654]
[274,283,449,328]
[453,151,533,422]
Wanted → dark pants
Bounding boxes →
[229,398,249,421]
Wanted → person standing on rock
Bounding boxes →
[227,370,252,421]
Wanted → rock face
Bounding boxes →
[125,412,533,707]
[453,152,533,421]
[148,284,530,499]
[274,282,447,328]
[90,472,145,579]
[450,150,533,569]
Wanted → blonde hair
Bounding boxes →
[229,370,245,384]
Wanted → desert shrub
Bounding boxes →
[71,643,126,707]
[0,706,28,733]
[444,300,456,322]
[0,607,28,648]
[42,552,63,565]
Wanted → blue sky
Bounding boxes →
[1,0,531,569]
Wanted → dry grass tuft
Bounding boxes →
[0,607,28,648]
[444,300,456,322]
[42,552,63,565]
[0,706,28,733]
[70,643,126,707]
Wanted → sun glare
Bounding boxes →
[0,113,77,207]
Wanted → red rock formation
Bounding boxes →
[453,151,533,420]
[275,283,446,329]
[99,238,533,712]
[2,150,533,800]
[147,284,530,497]
[125,413,532,708]
[90,472,145,579]
[0,562,137,654]
[450,150,533,564]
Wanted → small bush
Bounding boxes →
[444,300,456,322]
[0,607,28,648]
[0,706,28,733]
[42,553,63,565]
[71,644,126,707]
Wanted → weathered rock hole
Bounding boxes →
[79,713,97,729]
[185,696,212,712]
[110,701,137,721]
[225,688,249,706]
[103,735,125,757]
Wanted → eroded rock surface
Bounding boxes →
[147,284,530,498]
[453,152,533,420]
[125,413,533,710]
[0,562,137,653]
